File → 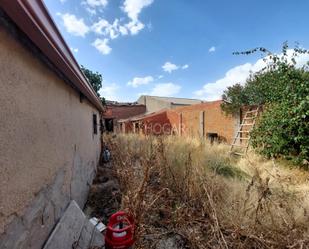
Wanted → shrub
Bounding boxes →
[221,44,309,163]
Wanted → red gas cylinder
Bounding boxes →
[105,211,135,249]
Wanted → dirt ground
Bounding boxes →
[84,161,122,225]
[84,158,187,249]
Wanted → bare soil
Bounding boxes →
[84,162,122,224]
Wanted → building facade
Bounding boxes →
[0,2,104,248]
[137,95,203,113]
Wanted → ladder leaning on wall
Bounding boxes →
[230,106,260,156]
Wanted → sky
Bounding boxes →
[44,0,309,102]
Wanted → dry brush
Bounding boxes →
[106,134,309,249]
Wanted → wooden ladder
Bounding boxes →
[231,106,260,156]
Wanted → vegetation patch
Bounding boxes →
[221,43,309,164]
[208,160,248,180]
[106,134,309,249]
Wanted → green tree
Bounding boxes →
[81,65,106,105]
[221,43,309,164]
[221,83,248,114]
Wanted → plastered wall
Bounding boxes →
[0,23,101,248]
[137,96,172,113]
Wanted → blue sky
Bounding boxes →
[44,0,309,102]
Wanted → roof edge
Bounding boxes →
[0,0,104,111]
[118,108,169,123]
[139,95,203,102]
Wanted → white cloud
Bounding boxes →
[162,62,179,73]
[194,62,261,101]
[70,47,79,53]
[182,64,189,69]
[85,7,97,15]
[60,0,66,3]
[82,0,108,16]
[89,0,154,38]
[92,19,109,34]
[92,38,112,55]
[209,46,216,52]
[122,0,153,21]
[85,0,108,8]
[162,62,189,73]
[194,49,309,101]
[58,1,154,55]
[125,20,144,35]
[150,83,181,96]
[58,13,89,37]
[122,0,154,35]
[92,19,128,39]
[119,25,129,35]
[158,75,164,79]
[128,76,154,87]
[99,83,119,101]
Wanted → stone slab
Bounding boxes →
[77,219,105,249]
[43,200,104,249]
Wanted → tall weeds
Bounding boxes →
[106,134,309,249]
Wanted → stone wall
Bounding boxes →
[0,13,101,249]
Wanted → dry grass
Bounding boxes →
[106,134,309,249]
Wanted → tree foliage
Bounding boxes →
[221,43,309,163]
[81,65,106,105]
[221,84,247,114]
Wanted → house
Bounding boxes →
[118,109,178,134]
[118,100,240,144]
[106,96,202,133]
[137,95,203,113]
[102,101,146,132]
[0,2,104,248]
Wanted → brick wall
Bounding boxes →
[121,100,240,144]
[103,104,146,120]
[103,104,146,132]
[174,100,239,143]
[143,111,180,135]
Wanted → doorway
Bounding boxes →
[105,119,114,132]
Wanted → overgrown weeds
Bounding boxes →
[106,134,309,249]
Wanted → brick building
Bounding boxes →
[102,102,146,132]
[103,96,202,132]
[118,100,240,144]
